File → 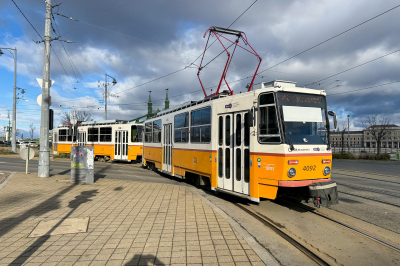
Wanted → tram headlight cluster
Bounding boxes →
[323,166,331,176]
[287,168,296,178]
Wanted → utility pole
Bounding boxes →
[12,49,16,152]
[100,74,117,120]
[347,115,350,153]
[7,111,11,142]
[0,47,17,153]
[38,0,52,178]
[105,74,107,120]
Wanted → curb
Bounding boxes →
[189,187,280,266]
[0,172,16,191]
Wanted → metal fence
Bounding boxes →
[332,146,400,154]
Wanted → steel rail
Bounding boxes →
[235,203,330,266]
[338,191,400,208]
[278,199,400,252]
[333,172,400,185]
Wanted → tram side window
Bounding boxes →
[145,122,152,143]
[100,127,112,142]
[88,128,99,142]
[259,93,281,143]
[191,106,211,143]
[174,112,189,143]
[131,125,143,142]
[58,129,67,142]
[153,120,162,143]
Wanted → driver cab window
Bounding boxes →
[258,93,281,143]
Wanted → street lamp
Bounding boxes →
[0,47,17,153]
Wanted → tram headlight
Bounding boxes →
[288,168,296,178]
[323,166,331,176]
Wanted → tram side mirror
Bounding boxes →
[328,110,337,130]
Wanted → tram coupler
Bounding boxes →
[309,181,338,208]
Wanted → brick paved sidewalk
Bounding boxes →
[0,173,265,266]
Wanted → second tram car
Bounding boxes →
[143,80,338,206]
[53,120,143,162]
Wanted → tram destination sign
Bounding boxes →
[277,92,325,108]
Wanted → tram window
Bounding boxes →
[219,117,223,146]
[181,130,188,142]
[58,129,67,142]
[259,93,281,143]
[260,93,275,105]
[201,126,211,142]
[174,113,189,143]
[191,127,200,142]
[218,148,223,177]
[190,107,211,143]
[225,116,231,146]
[174,129,181,142]
[244,149,250,183]
[236,114,241,146]
[225,148,230,179]
[131,125,143,143]
[244,113,250,146]
[153,120,162,143]
[145,122,152,143]
[88,128,99,142]
[236,148,241,181]
[100,127,112,142]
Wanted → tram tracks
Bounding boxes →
[235,203,331,266]
[236,198,400,266]
[277,198,400,252]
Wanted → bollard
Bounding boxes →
[71,146,94,184]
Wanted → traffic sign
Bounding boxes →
[20,147,35,160]
[37,94,53,107]
[36,78,55,89]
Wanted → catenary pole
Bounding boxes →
[347,115,350,153]
[105,74,107,120]
[12,48,17,153]
[38,0,52,177]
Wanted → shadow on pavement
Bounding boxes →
[0,185,75,239]
[124,254,165,266]
[11,189,99,265]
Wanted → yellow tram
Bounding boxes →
[143,80,338,205]
[52,120,144,162]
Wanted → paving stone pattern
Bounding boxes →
[0,173,265,266]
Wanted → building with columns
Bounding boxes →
[330,124,400,149]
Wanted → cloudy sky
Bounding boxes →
[0,0,399,138]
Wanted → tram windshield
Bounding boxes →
[277,92,328,145]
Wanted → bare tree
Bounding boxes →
[340,120,347,154]
[29,124,36,140]
[59,111,93,125]
[363,115,391,155]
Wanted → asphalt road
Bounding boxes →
[333,159,400,176]
[0,156,186,186]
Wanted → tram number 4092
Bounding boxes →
[303,165,316,171]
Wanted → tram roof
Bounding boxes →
[152,80,325,119]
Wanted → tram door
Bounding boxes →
[163,124,172,172]
[217,112,250,194]
[218,114,233,190]
[115,131,128,160]
[233,112,250,195]
[78,132,86,146]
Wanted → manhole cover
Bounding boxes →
[28,217,89,237]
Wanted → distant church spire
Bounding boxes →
[165,88,169,110]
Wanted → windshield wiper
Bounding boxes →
[286,134,295,151]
